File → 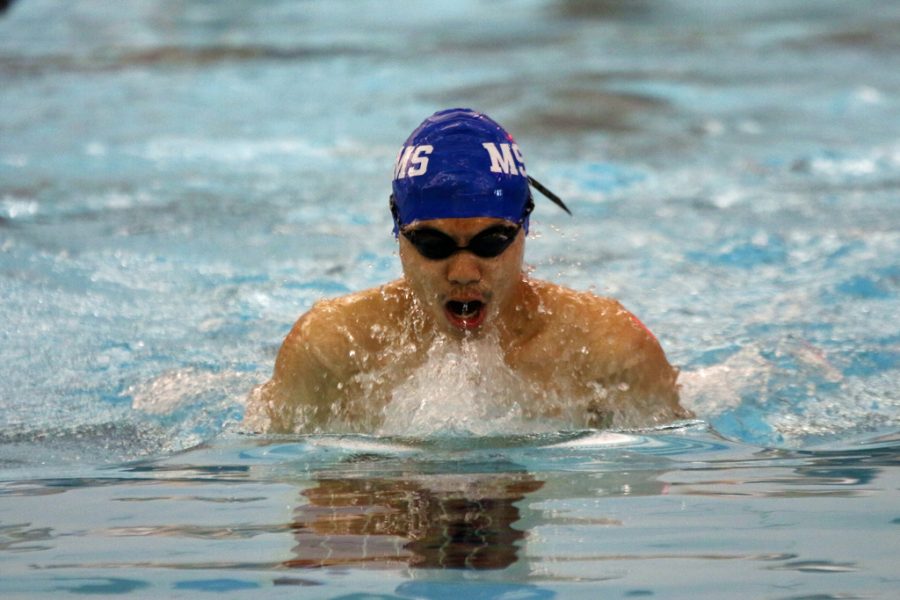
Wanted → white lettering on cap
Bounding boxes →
[394,144,433,180]
[482,143,527,177]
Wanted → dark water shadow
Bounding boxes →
[284,465,543,570]
[553,0,658,21]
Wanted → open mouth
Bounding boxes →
[444,299,486,330]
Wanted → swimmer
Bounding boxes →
[250,108,691,433]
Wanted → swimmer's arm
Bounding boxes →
[585,302,690,424]
[256,308,348,433]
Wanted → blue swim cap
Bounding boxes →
[391,108,533,234]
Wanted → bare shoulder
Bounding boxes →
[534,281,665,366]
[278,279,409,377]
[529,280,688,423]
[253,280,409,432]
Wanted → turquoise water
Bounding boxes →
[2,0,900,597]
[3,430,899,598]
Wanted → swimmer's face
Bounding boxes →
[399,217,526,336]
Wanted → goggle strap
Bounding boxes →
[527,175,572,215]
[390,194,401,236]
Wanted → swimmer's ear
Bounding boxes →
[528,175,572,215]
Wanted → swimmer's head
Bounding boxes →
[390,108,569,235]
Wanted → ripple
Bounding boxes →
[768,560,859,573]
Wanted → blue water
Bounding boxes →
[2,0,900,597]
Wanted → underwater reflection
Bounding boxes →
[284,469,543,570]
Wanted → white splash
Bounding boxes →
[377,334,552,437]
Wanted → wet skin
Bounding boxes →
[248,217,691,433]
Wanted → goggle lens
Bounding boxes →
[402,225,520,260]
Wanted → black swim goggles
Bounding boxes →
[402,222,523,260]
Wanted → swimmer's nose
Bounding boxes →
[446,252,482,286]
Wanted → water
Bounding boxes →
[3,430,899,598]
[2,0,899,597]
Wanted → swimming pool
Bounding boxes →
[2,0,899,597]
